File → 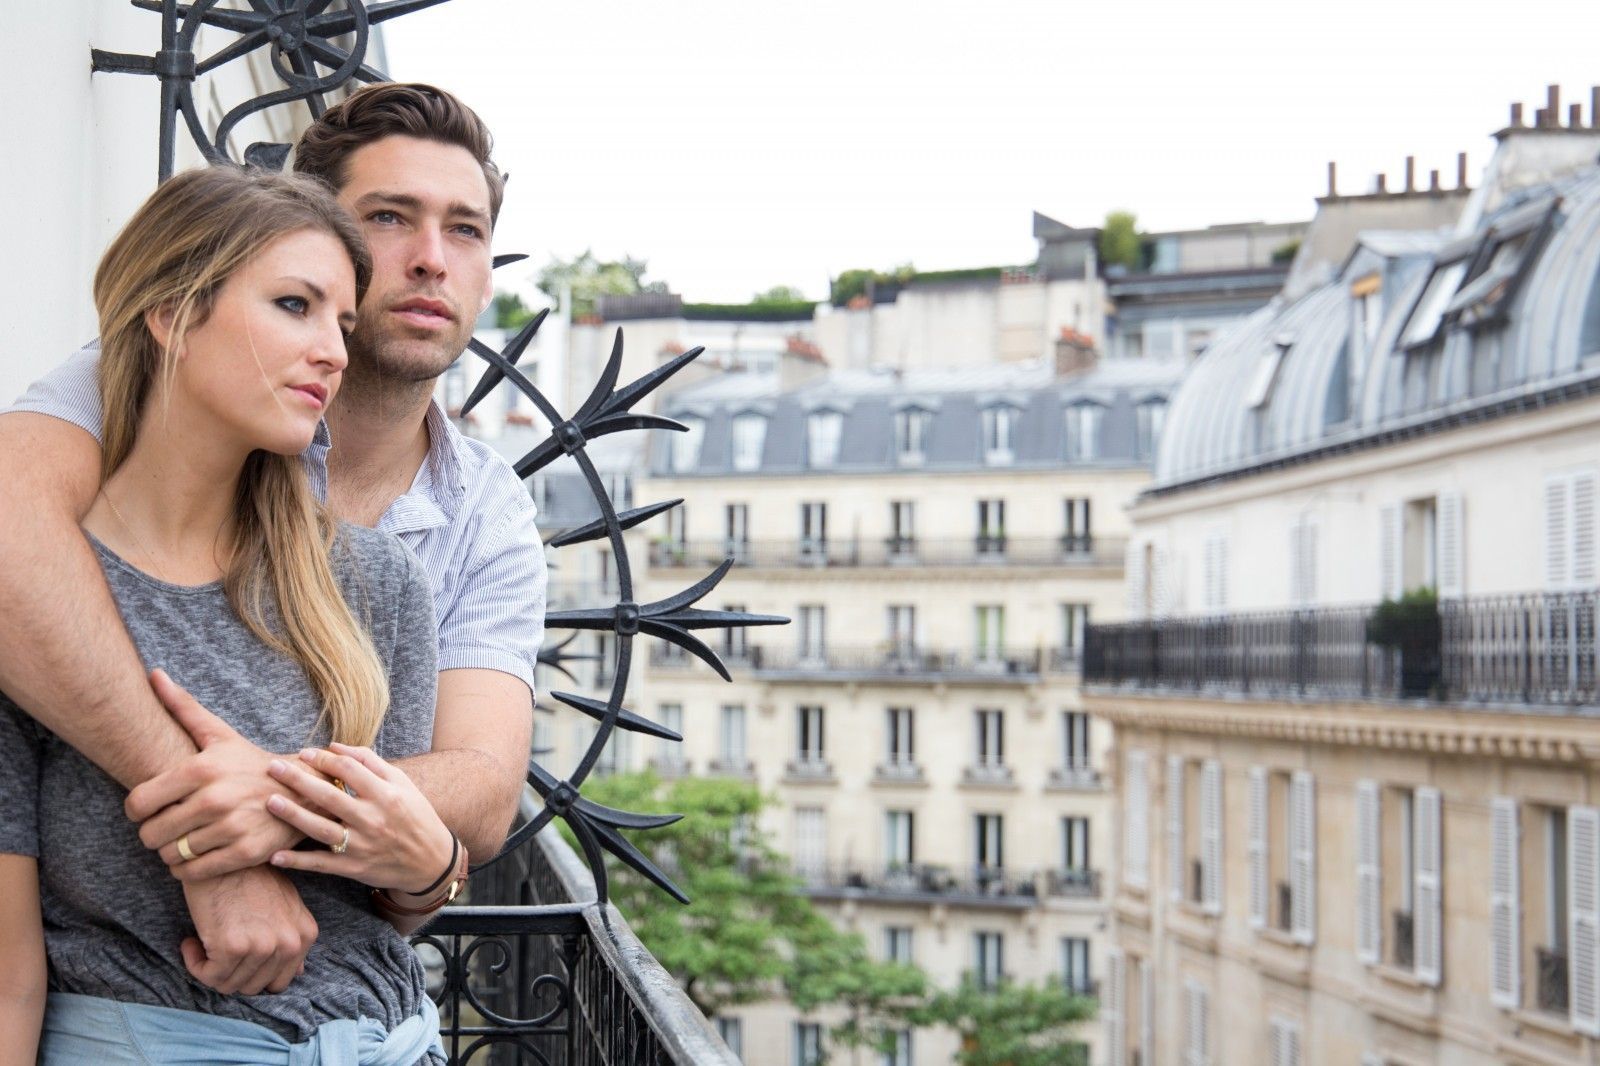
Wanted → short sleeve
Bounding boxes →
[435,477,546,698]
[0,704,44,857]
[5,342,104,441]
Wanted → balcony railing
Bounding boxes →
[649,535,1125,571]
[797,863,1101,905]
[873,760,926,784]
[420,807,738,1065]
[666,644,1050,683]
[1537,946,1570,1013]
[1083,591,1598,706]
[1393,910,1416,970]
[1047,765,1101,790]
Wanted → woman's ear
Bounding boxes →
[144,304,180,357]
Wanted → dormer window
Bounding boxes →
[1352,272,1383,349]
[1064,402,1104,461]
[668,415,703,473]
[807,410,844,467]
[731,413,767,472]
[1446,198,1554,331]
[1400,238,1475,352]
[1136,399,1167,460]
[895,408,930,465]
[982,405,1017,465]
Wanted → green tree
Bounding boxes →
[749,284,811,307]
[1099,211,1142,272]
[535,250,668,317]
[829,263,915,306]
[571,773,926,1057]
[907,975,1096,1066]
[491,290,539,330]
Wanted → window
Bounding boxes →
[884,926,914,965]
[1061,604,1090,657]
[1064,403,1103,461]
[1355,782,1440,983]
[1063,497,1092,552]
[604,472,632,511]
[595,724,630,776]
[1184,980,1212,1066]
[1124,751,1151,889]
[663,503,687,554]
[725,503,749,561]
[1448,198,1553,331]
[1244,342,1287,410]
[731,413,766,471]
[593,632,613,687]
[716,1017,743,1059]
[1062,711,1091,770]
[982,405,1016,463]
[669,416,702,472]
[1379,491,1464,599]
[974,931,1005,988]
[889,500,916,554]
[975,710,1005,768]
[974,813,1004,873]
[881,1029,912,1066]
[895,408,929,464]
[655,703,684,769]
[722,604,748,659]
[793,808,827,879]
[1249,769,1314,941]
[1167,757,1223,913]
[886,605,917,656]
[975,605,1005,661]
[976,499,1006,554]
[796,705,825,764]
[1136,399,1167,459]
[718,705,747,768]
[792,1022,823,1066]
[1352,271,1383,349]
[798,604,826,661]
[1063,816,1090,873]
[1268,1016,1302,1066]
[800,501,828,560]
[1400,249,1471,351]
[1061,937,1092,995]
[529,472,549,516]
[885,810,915,868]
[806,410,843,467]
[885,707,915,767]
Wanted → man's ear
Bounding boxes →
[144,304,180,356]
[478,272,494,318]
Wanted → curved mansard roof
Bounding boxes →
[1153,167,1600,492]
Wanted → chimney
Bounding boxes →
[1429,168,1441,192]
[1054,328,1099,379]
[1572,103,1584,128]
[1404,156,1416,193]
[1511,102,1524,127]
[1592,87,1600,128]
[1548,84,1562,125]
[1535,107,1550,129]
[1327,160,1338,198]
[1457,152,1468,189]
[1374,173,1387,194]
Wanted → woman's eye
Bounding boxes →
[276,296,309,315]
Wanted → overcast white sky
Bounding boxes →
[385,0,1600,304]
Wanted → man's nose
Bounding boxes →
[408,224,447,280]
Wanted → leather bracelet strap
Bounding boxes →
[410,832,460,898]
[370,839,470,918]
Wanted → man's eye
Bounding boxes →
[276,296,309,315]
[453,224,484,240]
[369,210,400,225]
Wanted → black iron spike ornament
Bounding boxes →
[98,0,789,912]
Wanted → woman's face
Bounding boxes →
[166,228,357,457]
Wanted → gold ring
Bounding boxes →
[332,826,350,855]
[176,835,197,863]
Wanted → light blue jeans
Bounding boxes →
[39,992,446,1065]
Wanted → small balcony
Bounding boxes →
[706,757,755,778]
[798,863,1100,907]
[873,761,927,785]
[1046,765,1101,791]
[1537,945,1570,1013]
[646,755,692,779]
[734,644,1046,683]
[1393,910,1416,970]
[961,763,1018,788]
[648,535,1126,572]
[783,757,836,783]
[1083,591,1599,707]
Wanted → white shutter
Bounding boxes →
[1290,518,1319,606]
[1547,476,1573,589]
[1268,1017,1302,1066]
[1355,780,1382,964]
[1124,752,1149,889]
[1139,957,1154,1066]
[1489,797,1520,1009]
[1290,771,1316,944]
[1104,949,1126,1066]
[1168,755,1187,902]
[1575,472,1597,587]
[1569,805,1600,1036]
[1379,503,1402,599]
[1414,786,1443,985]
[1201,760,1224,913]
[1248,767,1269,929]
[1436,491,1464,598]
[1203,533,1229,613]
[1125,542,1147,619]
[1184,981,1210,1066]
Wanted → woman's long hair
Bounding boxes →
[94,166,390,748]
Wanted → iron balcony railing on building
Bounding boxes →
[1537,946,1570,1013]
[657,644,1050,683]
[648,535,1125,571]
[1083,591,1598,706]
[796,863,1101,906]
[419,801,738,1066]
[1393,910,1416,970]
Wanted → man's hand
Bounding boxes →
[181,867,317,995]
[125,670,305,880]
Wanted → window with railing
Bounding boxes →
[886,604,917,658]
[1062,816,1091,885]
[1250,768,1313,941]
[975,605,1005,662]
[881,1029,913,1066]
[1354,783,1440,983]
[885,809,915,869]
[793,1021,824,1066]
[975,709,1005,770]
[799,501,827,561]
[973,931,1005,988]
[888,500,917,556]
[974,813,1004,880]
[1061,936,1093,996]
[1063,497,1092,553]
[976,499,1007,556]
[885,707,915,768]
[884,926,914,965]
[717,704,747,772]
[653,703,686,773]
[798,604,826,662]
[1062,711,1091,771]
[725,503,749,561]
[795,705,826,766]
[722,604,748,660]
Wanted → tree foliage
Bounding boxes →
[491,290,539,331]
[750,284,811,307]
[829,263,916,306]
[1099,210,1142,272]
[535,249,668,317]
[907,975,1096,1066]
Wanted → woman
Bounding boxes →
[0,166,457,1064]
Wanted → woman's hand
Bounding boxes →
[264,743,455,895]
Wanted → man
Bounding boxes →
[0,83,545,995]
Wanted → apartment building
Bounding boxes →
[1086,91,1600,1065]
[617,351,1182,1065]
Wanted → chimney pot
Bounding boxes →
[1457,151,1468,189]
[1429,169,1441,192]
[1375,173,1387,194]
[1327,160,1338,198]
[1572,103,1584,128]
[1511,102,1524,127]
[1535,107,1549,129]
[1405,156,1416,193]
[1549,84,1562,123]
[1592,87,1600,128]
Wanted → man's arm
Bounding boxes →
[392,668,532,862]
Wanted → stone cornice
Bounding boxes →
[1084,691,1600,763]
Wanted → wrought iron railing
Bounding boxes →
[649,535,1126,571]
[701,644,1047,682]
[1084,591,1598,706]
[797,863,1100,904]
[1537,945,1569,1013]
[1393,910,1416,970]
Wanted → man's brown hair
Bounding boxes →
[293,82,505,223]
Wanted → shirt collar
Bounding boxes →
[377,400,467,537]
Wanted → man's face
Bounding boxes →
[335,134,494,385]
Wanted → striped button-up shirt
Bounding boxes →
[8,345,547,696]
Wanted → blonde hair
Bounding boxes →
[94,165,389,748]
